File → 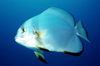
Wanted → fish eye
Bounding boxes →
[21,27,25,33]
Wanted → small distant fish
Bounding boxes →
[15,7,90,64]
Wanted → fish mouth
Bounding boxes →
[14,37,37,47]
[14,37,17,41]
[14,36,34,44]
[15,37,24,42]
[14,37,26,44]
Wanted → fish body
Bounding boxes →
[15,7,90,64]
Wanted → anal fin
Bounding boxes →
[34,51,48,64]
[61,50,83,56]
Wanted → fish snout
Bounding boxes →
[14,37,19,41]
[14,37,17,40]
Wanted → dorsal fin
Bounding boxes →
[42,7,75,27]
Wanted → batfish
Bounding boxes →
[15,7,90,64]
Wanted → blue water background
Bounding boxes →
[0,0,100,66]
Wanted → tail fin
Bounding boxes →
[75,20,90,43]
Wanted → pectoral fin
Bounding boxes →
[36,30,46,38]
[34,51,48,64]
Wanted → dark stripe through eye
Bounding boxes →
[21,27,25,33]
